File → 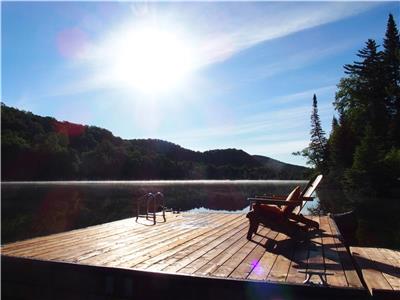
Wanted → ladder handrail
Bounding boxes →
[136,192,166,224]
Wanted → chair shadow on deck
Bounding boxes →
[250,226,400,288]
[253,227,323,254]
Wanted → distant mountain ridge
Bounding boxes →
[1,103,308,180]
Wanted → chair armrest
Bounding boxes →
[300,196,314,201]
[248,198,303,206]
[255,194,287,200]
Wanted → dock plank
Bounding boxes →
[319,215,347,287]
[161,217,252,274]
[285,236,308,285]
[1,213,375,298]
[210,226,271,278]
[189,227,250,276]
[30,214,200,260]
[4,212,186,257]
[229,227,274,279]
[94,214,236,267]
[373,248,400,291]
[2,218,138,254]
[128,215,247,270]
[247,229,280,281]
[351,246,399,295]
[75,213,229,263]
[29,213,216,262]
[328,217,363,289]
[305,216,325,285]
[266,232,295,283]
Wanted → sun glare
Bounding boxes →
[108,26,196,94]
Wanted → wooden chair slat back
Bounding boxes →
[296,174,323,215]
[301,174,323,198]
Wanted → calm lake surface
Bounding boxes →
[1,180,316,243]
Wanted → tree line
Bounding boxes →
[297,14,400,247]
[1,104,307,181]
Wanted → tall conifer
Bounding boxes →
[383,13,400,144]
[310,94,328,170]
[293,94,328,172]
[339,39,387,139]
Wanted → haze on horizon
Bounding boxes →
[2,1,399,166]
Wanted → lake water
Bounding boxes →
[1,180,317,243]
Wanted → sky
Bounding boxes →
[1,1,399,166]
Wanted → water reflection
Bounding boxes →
[1,180,312,243]
[187,207,250,214]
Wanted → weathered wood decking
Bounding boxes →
[350,246,400,298]
[1,212,398,299]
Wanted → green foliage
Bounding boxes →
[1,103,308,180]
[293,94,327,173]
[340,39,388,139]
[328,115,356,174]
[384,14,400,145]
[343,126,385,199]
[311,15,400,247]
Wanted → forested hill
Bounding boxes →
[1,103,308,181]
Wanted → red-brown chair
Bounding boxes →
[246,175,323,240]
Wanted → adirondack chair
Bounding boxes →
[246,175,323,240]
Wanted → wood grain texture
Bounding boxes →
[328,217,363,289]
[319,215,347,287]
[1,212,382,295]
[351,246,400,295]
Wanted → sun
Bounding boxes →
[108,26,196,94]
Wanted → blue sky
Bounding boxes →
[2,2,399,166]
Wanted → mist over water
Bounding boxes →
[3,180,306,186]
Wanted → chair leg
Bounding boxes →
[247,219,259,240]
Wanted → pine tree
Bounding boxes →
[310,94,328,170]
[328,114,355,173]
[344,126,384,198]
[331,116,339,129]
[383,13,400,145]
[313,15,400,246]
[293,94,328,172]
[338,39,388,140]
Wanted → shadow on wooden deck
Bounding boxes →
[2,255,368,300]
[2,212,398,299]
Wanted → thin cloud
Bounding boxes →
[71,2,380,92]
[247,42,355,83]
[269,86,336,105]
[176,2,380,66]
[166,103,331,142]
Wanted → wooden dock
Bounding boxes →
[350,246,400,299]
[1,212,398,299]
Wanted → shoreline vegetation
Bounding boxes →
[297,14,400,248]
[1,103,308,182]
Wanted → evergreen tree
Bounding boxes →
[340,39,388,140]
[294,94,327,172]
[310,94,328,171]
[383,13,400,145]
[331,116,339,129]
[328,114,355,174]
[305,14,400,247]
[344,126,384,198]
